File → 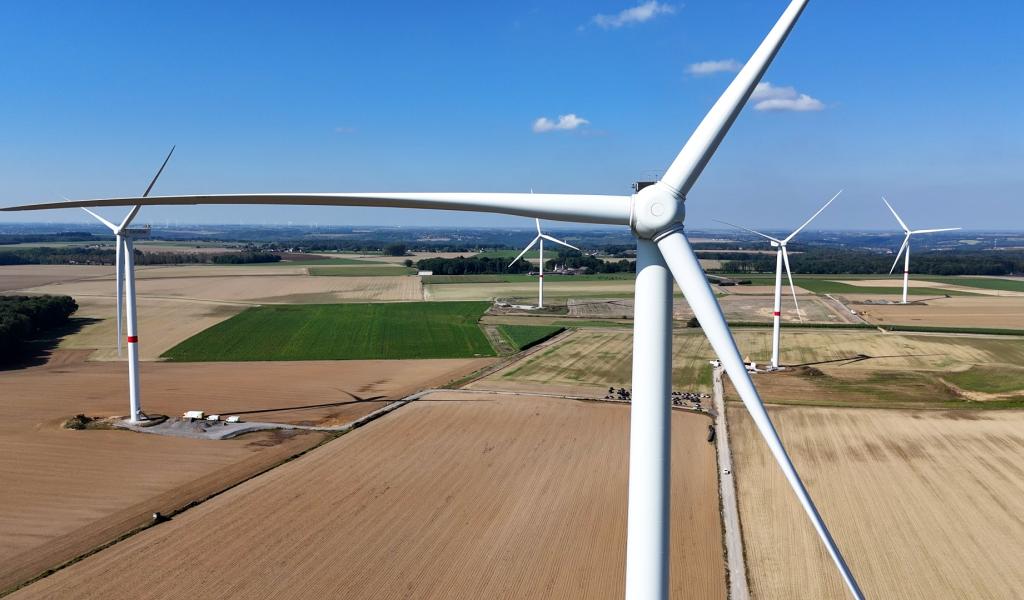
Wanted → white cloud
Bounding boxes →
[591,1,675,29]
[751,82,825,112]
[686,59,741,76]
[532,113,590,133]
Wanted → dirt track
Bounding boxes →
[10,393,725,599]
[0,356,490,593]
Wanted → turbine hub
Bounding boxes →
[630,182,684,239]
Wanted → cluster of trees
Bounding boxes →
[721,248,1024,276]
[544,250,635,273]
[383,244,408,256]
[209,252,281,264]
[0,247,281,266]
[0,295,78,363]
[415,256,534,275]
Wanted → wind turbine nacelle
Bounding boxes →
[630,182,684,239]
[123,226,151,239]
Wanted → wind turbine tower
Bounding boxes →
[883,197,960,304]
[82,147,174,423]
[509,219,579,308]
[719,191,840,370]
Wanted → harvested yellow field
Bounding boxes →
[10,394,724,600]
[479,329,714,395]
[0,265,113,292]
[728,404,1024,599]
[729,328,1024,373]
[854,296,1024,329]
[562,295,845,324]
[21,273,421,304]
[60,296,246,360]
[0,357,487,592]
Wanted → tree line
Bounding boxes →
[415,256,534,275]
[0,247,280,266]
[720,248,1024,276]
[0,295,78,363]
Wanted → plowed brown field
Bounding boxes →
[10,393,724,600]
[728,404,1024,599]
[0,357,489,593]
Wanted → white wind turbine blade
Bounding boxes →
[535,218,542,235]
[655,229,864,600]
[539,233,579,251]
[783,189,842,243]
[889,235,910,275]
[509,236,540,267]
[660,0,810,197]
[81,207,119,233]
[115,235,124,356]
[882,197,910,233]
[2,192,632,226]
[781,246,802,322]
[911,227,960,234]
[117,145,177,231]
[714,219,782,244]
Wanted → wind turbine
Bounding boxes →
[509,218,579,308]
[81,146,174,423]
[2,2,864,598]
[883,197,960,304]
[718,190,841,370]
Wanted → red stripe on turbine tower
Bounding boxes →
[127,336,138,343]
[772,311,781,317]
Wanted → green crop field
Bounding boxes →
[162,301,495,361]
[309,266,416,276]
[497,324,565,351]
[945,365,1024,394]
[919,276,1024,292]
[737,276,980,296]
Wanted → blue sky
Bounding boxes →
[0,1,1020,230]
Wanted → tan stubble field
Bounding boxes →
[728,404,1024,599]
[10,393,725,600]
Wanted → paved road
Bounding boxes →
[712,366,750,600]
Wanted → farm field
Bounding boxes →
[9,393,724,600]
[0,356,488,593]
[836,278,1024,297]
[737,275,978,296]
[19,272,421,304]
[308,265,416,276]
[475,329,714,396]
[728,404,1024,599]
[853,295,1024,329]
[563,294,854,324]
[0,265,114,292]
[57,295,247,361]
[164,301,496,361]
[423,273,635,284]
[496,324,565,351]
[424,279,638,301]
[919,275,1024,293]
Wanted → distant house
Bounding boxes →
[417,270,433,276]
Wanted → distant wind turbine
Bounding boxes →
[81,146,174,423]
[718,190,841,370]
[883,197,960,304]
[509,219,579,308]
